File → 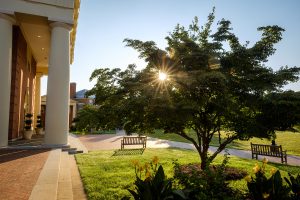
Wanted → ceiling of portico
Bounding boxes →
[16,13,50,69]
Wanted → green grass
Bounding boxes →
[72,129,116,135]
[75,148,300,200]
[146,129,300,156]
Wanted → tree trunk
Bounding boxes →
[199,148,208,169]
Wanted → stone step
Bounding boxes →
[68,149,84,155]
[61,145,84,154]
[29,149,61,200]
[68,134,88,154]
[62,147,77,152]
[57,151,73,200]
[62,145,71,149]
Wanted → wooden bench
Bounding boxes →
[121,136,147,150]
[250,143,287,164]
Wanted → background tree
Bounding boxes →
[258,91,300,133]
[87,9,300,169]
[74,105,100,132]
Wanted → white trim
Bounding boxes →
[0,13,16,24]
[50,21,72,31]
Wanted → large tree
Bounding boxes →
[87,9,300,169]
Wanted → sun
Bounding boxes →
[158,71,167,81]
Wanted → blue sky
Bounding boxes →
[41,0,300,94]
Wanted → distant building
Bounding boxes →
[41,82,94,129]
[70,83,95,112]
[41,95,77,129]
[70,82,95,111]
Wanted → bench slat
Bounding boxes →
[121,136,147,150]
[250,143,287,164]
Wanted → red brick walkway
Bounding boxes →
[0,149,50,200]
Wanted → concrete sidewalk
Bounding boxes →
[146,137,300,166]
[29,148,86,200]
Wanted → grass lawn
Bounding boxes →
[75,148,300,200]
[72,129,116,135]
[146,129,300,156]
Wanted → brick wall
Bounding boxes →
[70,82,76,99]
[8,26,37,140]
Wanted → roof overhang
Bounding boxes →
[0,0,80,75]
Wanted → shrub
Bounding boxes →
[173,154,243,200]
[124,157,187,200]
[285,173,300,200]
[36,115,43,129]
[176,163,247,181]
[246,158,290,200]
[24,113,33,130]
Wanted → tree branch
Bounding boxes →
[208,135,238,163]
[176,130,202,153]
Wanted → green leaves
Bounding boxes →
[258,91,300,133]
[128,161,187,200]
[247,162,291,200]
[84,8,300,170]
[74,105,100,131]
[284,173,300,198]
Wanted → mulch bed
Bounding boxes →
[178,163,248,180]
[0,149,50,200]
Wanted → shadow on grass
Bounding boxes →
[112,148,145,156]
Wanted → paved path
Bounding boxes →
[77,133,300,166]
[147,137,300,166]
[0,149,50,200]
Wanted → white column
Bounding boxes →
[0,14,15,147]
[45,22,72,145]
[34,72,42,128]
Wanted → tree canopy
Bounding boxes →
[85,9,300,169]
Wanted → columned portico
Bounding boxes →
[44,22,72,145]
[0,13,15,147]
[0,1,79,144]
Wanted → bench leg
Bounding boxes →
[284,155,287,164]
[251,153,258,160]
[280,155,287,164]
[252,154,258,160]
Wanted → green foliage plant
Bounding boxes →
[36,115,42,129]
[173,153,242,200]
[74,105,101,132]
[246,158,290,200]
[127,156,187,200]
[24,113,33,130]
[285,173,300,199]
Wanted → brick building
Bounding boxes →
[70,82,95,111]
[40,82,95,130]
[0,0,80,147]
